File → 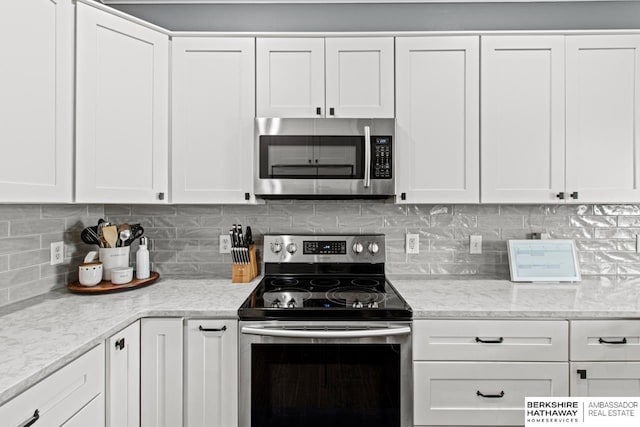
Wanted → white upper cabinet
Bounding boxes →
[481,35,566,203]
[76,2,169,203]
[325,37,395,118]
[172,37,255,204]
[0,0,74,202]
[566,35,640,203]
[256,38,324,118]
[395,36,479,203]
[257,37,394,118]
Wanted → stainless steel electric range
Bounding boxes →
[238,234,413,427]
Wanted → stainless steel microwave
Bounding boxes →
[254,120,395,198]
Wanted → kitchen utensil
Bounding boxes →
[118,224,131,248]
[128,224,145,245]
[81,228,99,245]
[245,226,253,246]
[102,225,119,249]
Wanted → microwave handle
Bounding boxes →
[364,126,371,188]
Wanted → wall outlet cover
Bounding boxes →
[219,235,232,254]
[406,233,419,254]
[469,235,482,254]
[50,241,64,265]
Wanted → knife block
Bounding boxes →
[232,244,258,283]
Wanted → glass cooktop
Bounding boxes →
[238,275,412,320]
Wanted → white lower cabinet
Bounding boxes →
[414,362,568,426]
[107,321,141,427]
[141,318,183,427]
[570,320,640,397]
[185,319,238,427]
[0,343,105,427]
[413,320,569,426]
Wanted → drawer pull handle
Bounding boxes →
[199,325,227,333]
[20,409,40,427]
[599,337,627,345]
[115,338,125,350]
[477,390,505,398]
[475,337,504,344]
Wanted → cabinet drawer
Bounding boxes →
[414,361,569,426]
[571,320,640,361]
[0,343,105,427]
[414,320,568,361]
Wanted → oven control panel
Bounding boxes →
[371,136,392,179]
[303,241,347,255]
[265,234,385,263]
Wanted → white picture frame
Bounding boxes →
[507,239,581,283]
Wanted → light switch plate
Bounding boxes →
[219,235,232,254]
[50,241,64,265]
[406,233,419,254]
[469,235,482,254]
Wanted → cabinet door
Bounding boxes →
[414,362,568,426]
[107,321,140,427]
[172,37,255,204]
[76,2,169,203]
[571,362,640,396]
[566,35,640,203]
[256,38,324,118]
[396,36,479,203]
[325,37,394,118]
[0,0,73,202]
[185,320,238,427]
[481,36,565,203]
[141,318,183,427]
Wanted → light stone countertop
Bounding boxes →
[2,276,640,406]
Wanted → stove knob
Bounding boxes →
[353,301,364,309]
[286,243,298,254]
[368,242,380,255]
[271,242,282,254]
[271,299,281,308]
[368,302,379,309]
[352,242,364,254]
[287,299,297,308]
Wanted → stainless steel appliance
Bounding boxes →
[238,234,412,427]
[254,119,395,198]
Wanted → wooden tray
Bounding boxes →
[68,271,160,294]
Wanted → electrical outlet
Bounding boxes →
[469,235,482,254]
[219,235,232,254]
[50,241,64,265]
[406,233,419,254]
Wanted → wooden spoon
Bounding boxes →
[102,225,119,249]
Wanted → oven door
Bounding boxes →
[239,321,412,427]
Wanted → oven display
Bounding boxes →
[303,240,346,255]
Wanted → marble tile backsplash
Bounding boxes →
[2,201,640,307]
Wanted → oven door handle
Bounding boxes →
[241,326,411,339]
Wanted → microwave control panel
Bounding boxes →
[372,136,392,179]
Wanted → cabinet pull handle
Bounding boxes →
[577,369,587,379]
[475,337,504,344]
[158,192,165,200]
[316,107,322,115]
[115,338,125,350]
[19,409,40,427]
[599,337,627,344]
[329,107,335,116]
[199,325,227,333]
[477,390,504,398]
[556,192,565,200]
[570,191,579,199]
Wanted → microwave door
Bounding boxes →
[314,136,364,179]
[261,136,316,178]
